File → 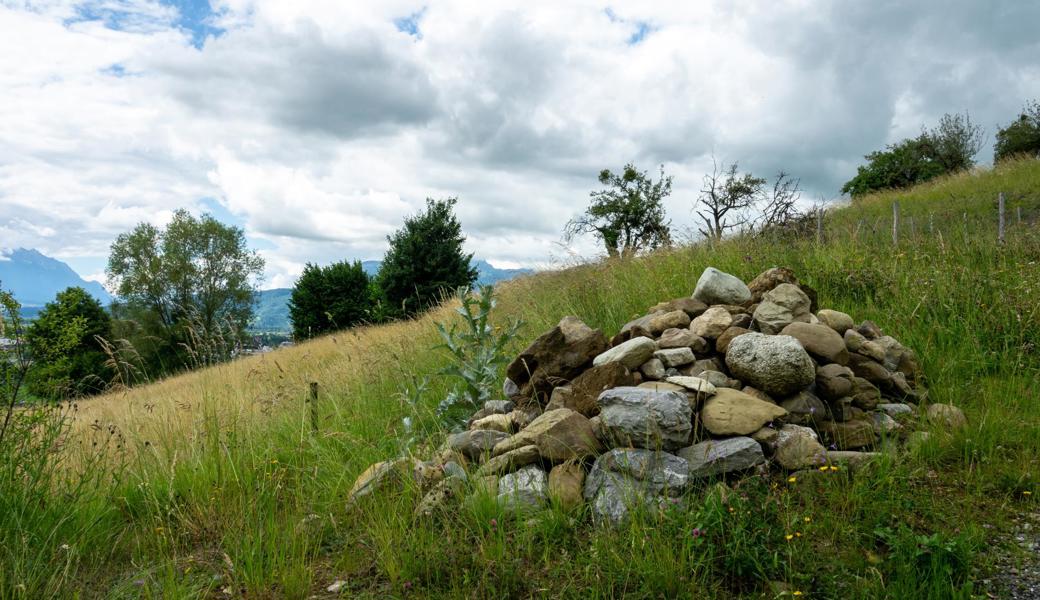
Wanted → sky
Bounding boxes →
[1,1,1038,289]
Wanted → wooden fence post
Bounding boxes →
[892,201,899,246]
[998,192,1006,245]
[308,382,319,433]
[1017,206,1022,224]
[816,208,823,244]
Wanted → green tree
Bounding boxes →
[842,112,983,197]
[994,100,1040,162]
[106,209,264,374]
[25,287,112,399]
[565,163,672,257]
[377,198,477,318]
[288,260,374,339]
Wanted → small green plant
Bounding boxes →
[434,285,522,428]
[397,375,430,456]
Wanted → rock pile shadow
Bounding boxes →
[350,267,968,526]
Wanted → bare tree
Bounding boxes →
[757,171,802,231]
[695,159,765,240]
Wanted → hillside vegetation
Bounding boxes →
[6,158,1040,599]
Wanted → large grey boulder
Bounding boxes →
[497,465,548,512]
[597,387,692,449]
[447,430,510,460]
[593,336,658,370]
[752,283,811,334]
[693,267,751,306]
[654,347,695,368]
[725,332,816,397]
[678,437,766,478]
[583,448,689,525]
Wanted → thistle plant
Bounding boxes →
[434,285,523,429]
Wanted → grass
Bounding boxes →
[2,158,1040,598]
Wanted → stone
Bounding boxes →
[925,403,967,429]
[715,327,750,354]
[826,450,882,468]
[849,377,882,410]
[780,390,827,426]
[689,307,733,339]
[415,475,467,517]
[664,376,717,396]
[747,267,817,312]
[815,363,855,400]
[827,397,854,422]
[752,283,811,334]
[493,408,601,462]
[780,322,850,365]
[847,354,893,392]
[506,316,609,399]
[509,408,540,430]
[692,267,751,306]
[877,403,913,418]
[773,424,827,470]
[843,328,867,352]
[654,347,696,368]
[678,437,766,478]
[447,430,510,460]
[731,313,753,329]
[638,381,685,393]
[485,399,515,414]
[819,419,877,450]
[648,297,709,318]
[869,412,902,435]
[658,328,709,353]
[699,370,741,389]
[857,340,887,363]
[503,378,521,399]
[741,386,774,402]
[680,357,726,377]
[470,413,515,433]
[477,444,540,476]
[700,388,788,436]
[544,362,637,417]
[597,387,693,450]
[497,465,548,512]
[648,309,691,334]
[347,458,413,504]
[639,358,666,380]
[584,449,689,499]
[816,309,855,334]
[548,463,585,511]
[725,332,816,397]
[751,426,779,452]
[857,320,883,340]
[593,336,658,370]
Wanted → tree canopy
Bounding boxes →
[565,164,672,258]
[377,198,477,318]
[841,112,983,197]
[289,260,374,339]
[26,287,112,399]
[994,100,1040,163]
[106,209,264,373]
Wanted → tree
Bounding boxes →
[377,198,477,318]
[25,287,113,399]
[757,171,802,232]
[106,209,264,374]
[289,260,374,339]
[695,159,766,240]
[842,112,983,197]
[994,100,1040,162]
[565,164,672,258]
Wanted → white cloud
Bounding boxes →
[1,0,1038,287]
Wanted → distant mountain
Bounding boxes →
[0,248,112,309]
[250,259,533,332]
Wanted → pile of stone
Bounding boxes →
[349,267,966,525]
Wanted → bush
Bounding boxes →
[26,287,113,399]
[994,100,1040,162]
[288,260,374,339]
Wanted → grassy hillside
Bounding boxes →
[4,159,1040,599]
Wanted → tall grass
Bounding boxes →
[2,158,1038,598]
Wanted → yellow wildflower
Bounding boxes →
[787,476,797,483]
[1024,491,1032,496]
[804,516,811,523]
[829,466,839,471]
[785,534,794,541]
[793,592,804,597]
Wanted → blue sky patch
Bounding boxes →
[394,6,427,39]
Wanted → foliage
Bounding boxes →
[25,287,113,399]
[842,112,984,197]
[434,285,522,428]
[106,209,264,374]
[994,100,1040,163]
[288,260,374,339]
[377,198,477,318]
[565,163,673,258]
[695,159,766,240]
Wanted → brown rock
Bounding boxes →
[926,403,967,429]
[773,424,827,470]
[848,377,881,410]
[493,408,602,462]
[715,326,750,354]
[815,363,855,400]
[857,321,883,340]
[847,354,893,392]
[477,444,540,476]
[548,463,586,511]
[741,386,774,403]
[857,340,887,363]
[648,297,708,318]
[648,309,692,334]
[816,309,855,334]
[747,267,819,312]
[731,313,753,329]
[657,328,709,353]
[781,322,850,365]
[818,419,876,450]
[470,413,516,433]
[506,316,609,401]
[689,306,733,339]
[844,328,867,352]
[700,388,788,436]
[544,362,637,417]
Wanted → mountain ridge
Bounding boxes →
[0,248,112,308]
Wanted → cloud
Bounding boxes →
[1,0,1038,288]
